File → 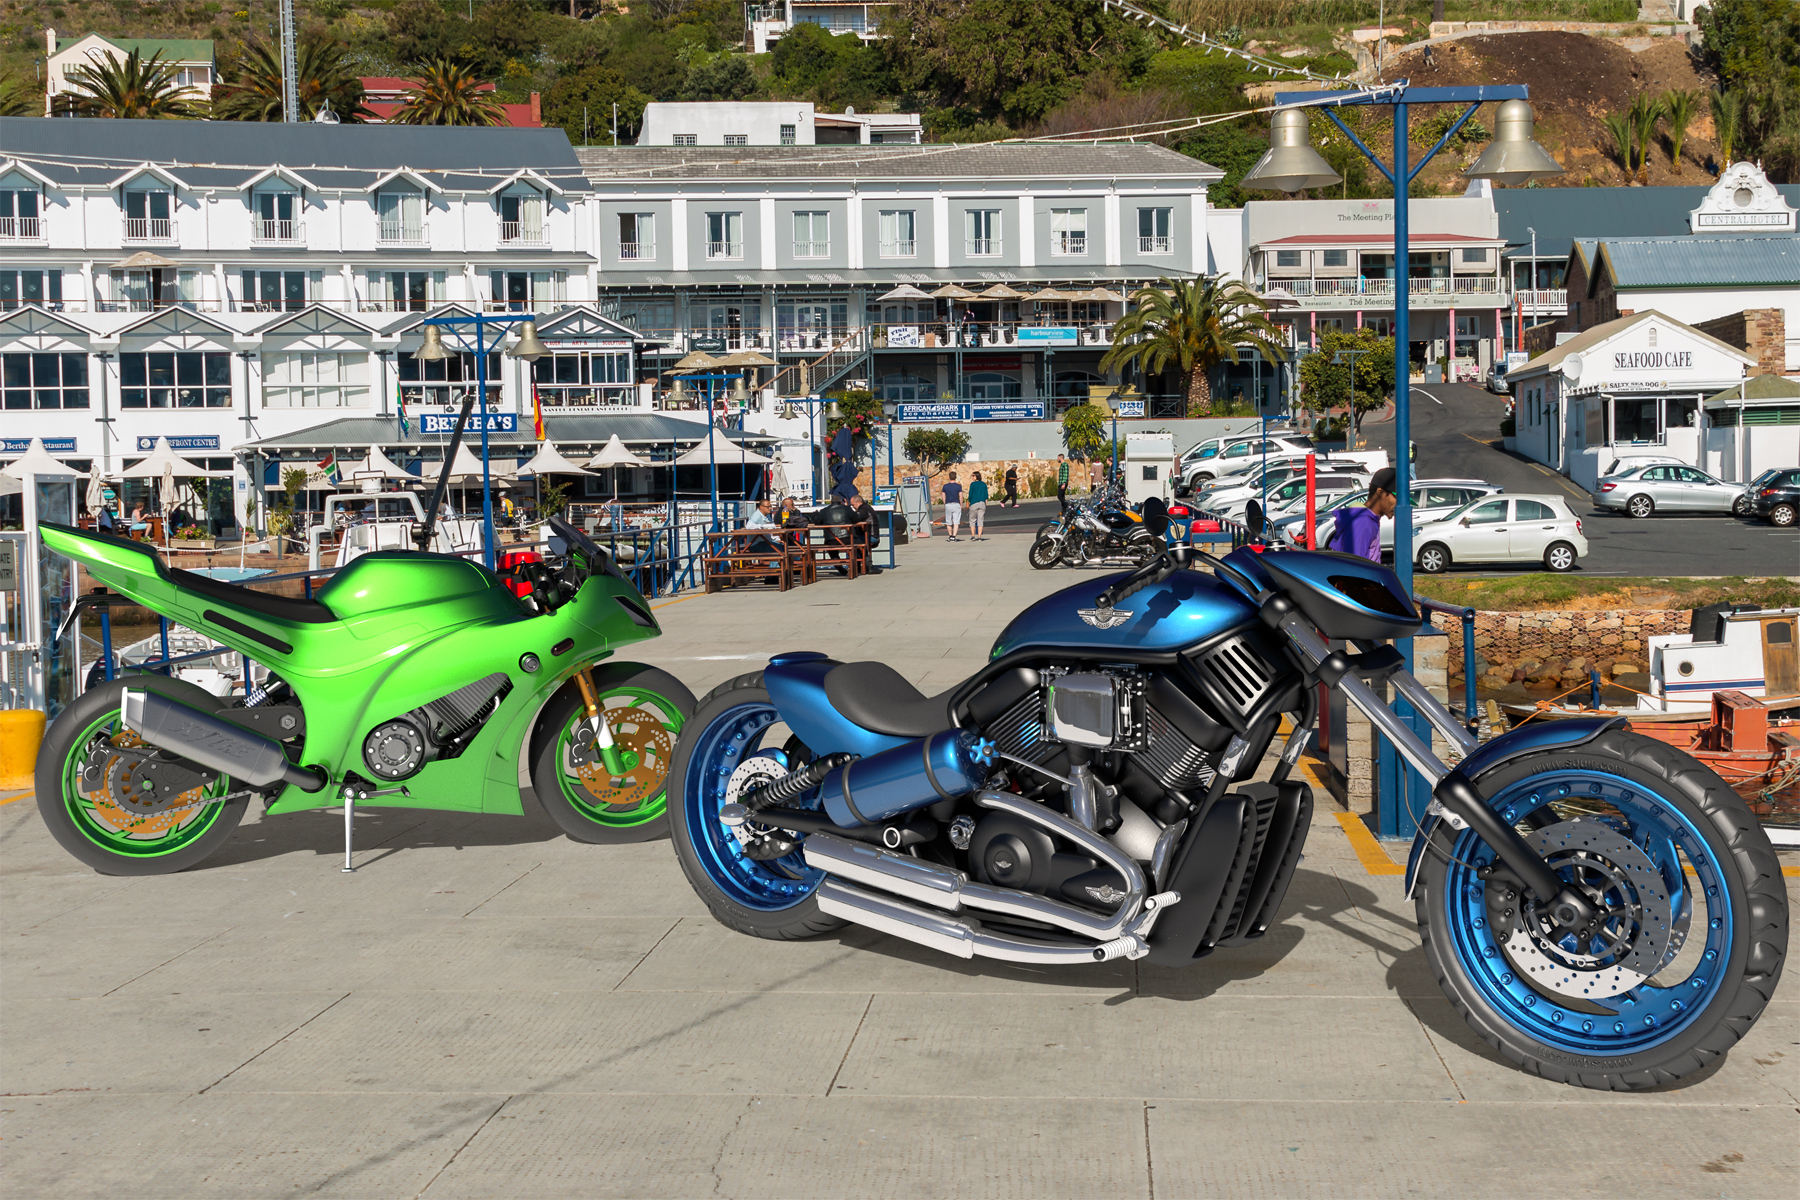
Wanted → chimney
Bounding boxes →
[530,92,540,126]
[47,26,56,57]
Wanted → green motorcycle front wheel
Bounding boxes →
[36,676,249,875]
[529,663,695,844]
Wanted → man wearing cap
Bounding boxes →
[1330,466,1398,562]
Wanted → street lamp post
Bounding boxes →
[1106,388,1122,483]
[881,399,898,485]
[1331,345,1375,448]
[1242,85,1561,833]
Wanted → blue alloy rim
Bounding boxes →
[682,700,823,911]
[1443,769,1731,1056]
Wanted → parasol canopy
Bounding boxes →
[876,283,934,301]
[668,351,720,373]
[112,250,180,270]
[673,428,775,466]
[1023,287,1071,302]
[439,441,510,483]
[714,349,778,368]
[515,441,593,477]
[344,446,415,480]
[0,474,19,498]
[584,434,650,470]
[1,437,89,480]
[976,283,1026,300]
[1076,286,1124,303]
[930,283,979,300]
[119,437,225,479]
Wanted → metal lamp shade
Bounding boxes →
[731,376,750,403]
[415,324,453,361]
[827,401,842,420]
[1240,109,1343,194]
[671,378,687,401]
[1465,100,1563,186]
[508,321,549,361]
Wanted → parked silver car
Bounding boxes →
[1289,479,1507,550]
[1594,463,1745,518]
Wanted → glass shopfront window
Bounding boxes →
[120,351,230,408]
[262,352,371,408]
[531,349,634,407]
[397,350,501,405]
[965,371,1020,400]
[3,352,88,409]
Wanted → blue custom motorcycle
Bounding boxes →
[667,543,1788,1089]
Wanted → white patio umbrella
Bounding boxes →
[345,445,415,481]
[517,441,595,478]
[1,437,90,480]
[119,438,226,479]
[674,428,775,466]
[583,434,649,505]
[876,283,933,301]
[86,472,108,512]
[930,283,979,300]
[0,474,20,498]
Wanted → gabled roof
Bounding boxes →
[535,307,642,342]
[252,305,381,338]
[363,167,442,194]
[0,158,57,188]
[576,142,1221,184]
[0,307,94,341]
[1595,236,1800,290]
[107,162,188,191]
[1704,374,1800,406]
[236,165,311,193]
[112,305,241,341]
[484,168,565,196]
[56,35,214,62]
[1509,310,1754,380]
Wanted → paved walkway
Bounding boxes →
[3,537,1796,1198]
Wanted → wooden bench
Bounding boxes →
[801,523,870,580]
[703,528,797,593]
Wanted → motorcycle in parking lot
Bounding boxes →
[34,514,693,875]
[667,542,1787,1089]
[1028,487,1162,569]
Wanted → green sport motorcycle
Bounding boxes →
[34,516,694,876]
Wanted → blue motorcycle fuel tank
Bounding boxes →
[989,568,1259,660]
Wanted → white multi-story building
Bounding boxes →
[44,31,214,116]
[747,2,891,53]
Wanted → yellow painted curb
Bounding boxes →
[0,789,32,806]
[1334,812,1406,876]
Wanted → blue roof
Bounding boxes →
[1598,236,1800,288]
[1494,184,1800,258]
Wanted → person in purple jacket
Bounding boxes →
[1330,466,1398,561]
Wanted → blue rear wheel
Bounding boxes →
[666,672,842,940]
[1417,729,1786,1089]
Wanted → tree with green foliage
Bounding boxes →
[1602,110,1635,180]
[0,72,41,117]
[768,21,892,111]
[542,55,651,144]
[1101,276,1283,417]
[1697,0,1800,180]
[1296,327,1395,429]
[1661,89,1698,175]
[1061,403,1107,462]
[392,60,507,127]
[1628,92,1665,185]
[677,54,758,104]
[59,49,201,119]
[825,389,884,458]
[902,428,972,480]
[1711,90,1742,165]
[213,35,373,123]
[1175,122,1270,209]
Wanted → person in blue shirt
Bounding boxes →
[1329,466,1397,561]
[941,472,964,541]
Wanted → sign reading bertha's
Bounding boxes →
[1613,351,1693,370]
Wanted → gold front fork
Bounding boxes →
[573,666,625,775]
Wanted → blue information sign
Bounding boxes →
[1015,326,1079,345]
[1115,400,1146,418]
[895,402,970,423]
[136,435,220,452]
[421,412,518,434]
[970,402,1046,422]
[3,438,77,453]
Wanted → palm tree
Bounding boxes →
[0,71,41,116]
[59,48,201,118]
[1602,111,1636,182]
[1712,89,1742,165]
[1101,276,1283,417]
[391,60,507,127]
[213,36,373,123]
[1628,93,1664,185]
[1661,88,1697,176]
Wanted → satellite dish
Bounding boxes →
[1562,352,1583,384]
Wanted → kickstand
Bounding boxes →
[337,783,410,874]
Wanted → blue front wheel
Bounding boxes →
[1416,729,1787,1090]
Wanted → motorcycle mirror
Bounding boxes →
[548,534,570,556]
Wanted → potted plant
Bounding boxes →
[171,523,213,550]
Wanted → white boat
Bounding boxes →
[1638,605,1800,714]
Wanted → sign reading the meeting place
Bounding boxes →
[420,413,518,434]
[895,402,1046,422]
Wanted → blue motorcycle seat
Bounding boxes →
[824,661,957,739]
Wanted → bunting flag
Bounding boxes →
[318,452,340,486]
[532,380,546,441]
[397,382,411,438]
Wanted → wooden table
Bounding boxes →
[703,528,799,593]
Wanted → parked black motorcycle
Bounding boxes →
[667,542,1788,1090]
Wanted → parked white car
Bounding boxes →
[1414,493,1588,573]
[1204,470,1371,524]
[1181,433,1316,487]
[1297,479,1505,550]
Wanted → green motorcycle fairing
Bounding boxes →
[39,524,661,816]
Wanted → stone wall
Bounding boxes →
[1431,608,1690,688]
[1694,308,1788,378]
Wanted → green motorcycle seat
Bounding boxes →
[316,551,505,618]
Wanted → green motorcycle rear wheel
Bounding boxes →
[530,663,695,844]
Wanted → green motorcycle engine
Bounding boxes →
[363,672,512,782]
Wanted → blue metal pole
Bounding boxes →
[1463,607,1478,732]
[100,607,114,682]
[158,616,171,676]
[475,318,496,571]
[887,416,894,486]
[707,381,719,531]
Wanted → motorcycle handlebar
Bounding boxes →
[1094,544,1194,609]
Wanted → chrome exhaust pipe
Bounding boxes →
[816,880,1117,966]
[121,688,327,792]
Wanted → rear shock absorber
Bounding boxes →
[742,753,856,813]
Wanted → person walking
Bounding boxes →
[967,472,989,540]
[1055,454,1070,509]
[1327,466,1397,561]
[1003,464,1019,508]
[941,471,964,541]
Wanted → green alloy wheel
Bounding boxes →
[36,676,249,875]
[530,663,695,844]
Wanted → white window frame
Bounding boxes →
[499,190,546,245]
[618,212,655,261]
[965,208,1001,257]
[878,209,916,258]
[123,188,174,242]
[780,124,796,145]
[261,351,372,409]
[0,187,44,240]
[1137,206,1171,254]
[1050,208,1088,257]
[723,134,748,147]
[706,211,744,260]
[252,190,299,243]
[792,210,830,259]
[673,133,697,146]
[377,189,426,246]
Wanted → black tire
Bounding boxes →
[1769,503,1797,528]
[1027,535,1062,570]
[1415,730,1787,1090]
[35,675,250,875]
[1543,540,1578,572]
[1417,542,1451,574]
[529,662,695,844]
[1626,494,1655,519]
[666,672,846,941]
[1732,494,1753,517]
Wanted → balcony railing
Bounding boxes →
[124,218,173,242]
[252,219,297,243]
[793,241,830,258]
[95,298,221,312]
[535,385,643,410]
[1053,234,1088,255]
[500,221,546,245]
[868,319,1115,349]
[0,216,42,239]
[378,224,427,246]
[966,238,1000,257]
[1259,275,1509,308]
[706,240,743,259]
[1517,288,1569,311]
[618,241,652,260]
[879,240,916,258]
[1139,235,1171,254]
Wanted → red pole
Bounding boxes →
[1304,452,1317,550]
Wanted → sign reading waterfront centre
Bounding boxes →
[136,435,219,452]
[421,412,518,434]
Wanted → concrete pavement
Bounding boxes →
[3,535,1797,1198]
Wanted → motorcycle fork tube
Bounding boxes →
[572,666,626,775]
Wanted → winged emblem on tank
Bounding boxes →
[1077,607,1133,630]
